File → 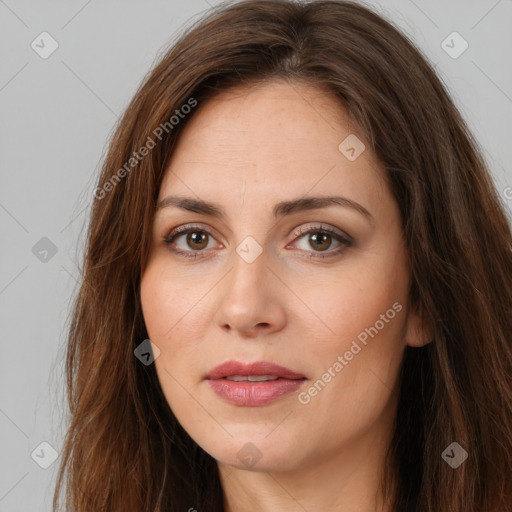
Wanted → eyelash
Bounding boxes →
[164,223,353,260]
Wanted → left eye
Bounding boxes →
[290,224,352,258]
[164,223,352,260]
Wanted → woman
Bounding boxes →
[53,1,512,511]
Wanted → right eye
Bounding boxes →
[164,224,222,259]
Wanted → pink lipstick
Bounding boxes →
[205,360,306,406]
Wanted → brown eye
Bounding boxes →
[307,232,332,251]
[291,224,353,259]
[164,226,217,259]
[164,223,352,261]
[185,231,208,250]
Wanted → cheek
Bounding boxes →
[140,260,203,344]
[140,271,173,342]
[140,261,212,408]
[140,265,195,411]
[310,266,407,351]
[300,256,408,400]
[297,299,406,448]
[309,293,406,395]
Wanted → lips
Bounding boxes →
[205,360,306,381]
[205,360,307,406]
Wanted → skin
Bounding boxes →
[140,79,432,512]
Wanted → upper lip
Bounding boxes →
[206,360,306,380]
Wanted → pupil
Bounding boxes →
[312,233,330,250]
[189,232,206,248]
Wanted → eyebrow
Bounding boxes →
[156,195,374,223]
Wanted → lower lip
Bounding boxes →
[207,378,306,406]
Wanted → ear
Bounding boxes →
[404,302,433,347]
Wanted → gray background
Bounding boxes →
[0,0,511,510]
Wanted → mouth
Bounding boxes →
[223,375,283,382]
[205,360,307,406]
[206,360,306,380]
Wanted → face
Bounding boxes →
[140,80,430,473]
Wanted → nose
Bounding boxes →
[214,244,287,338]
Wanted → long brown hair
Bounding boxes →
[52,1,512,510]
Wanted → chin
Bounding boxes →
[204,435,303,472]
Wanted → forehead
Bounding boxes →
[171,80,353,157]
[158,80,388,213]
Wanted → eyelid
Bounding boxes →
[290,223,353,244]
[164,222,351,243]
[163,222,353,259]
[164,222,220,240]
